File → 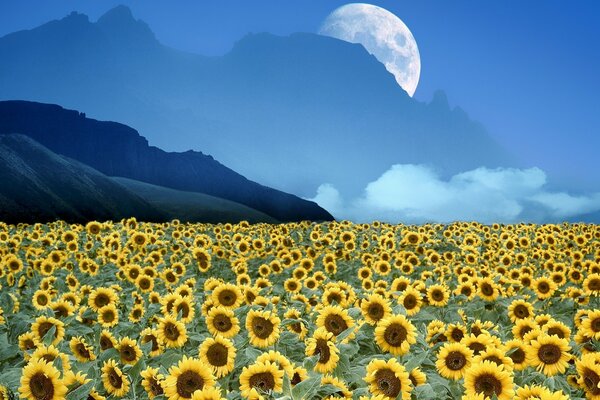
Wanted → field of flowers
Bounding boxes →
[0,219,599,400]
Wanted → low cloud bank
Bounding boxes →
[307,165,600,224]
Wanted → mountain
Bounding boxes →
[0,101,333,222]
[114,177,279,224]
[0,6,515,198]
[0,134,163,224]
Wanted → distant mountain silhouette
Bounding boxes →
[0,101,333,222]
[0,134,163,224]
[114,177,279,224]
[0,6,516,198]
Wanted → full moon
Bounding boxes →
[319,3,421,97]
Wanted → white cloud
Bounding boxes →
[306,164,600,223]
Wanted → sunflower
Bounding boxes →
[364,358,412,400]
[581,310,600,340]
[464,361,514,400]
[190,387,225,400]
[88,287,117,311]
[507,299,534,323]
[172,296,196,324]
[246,309,281,348]
[446,324,467,343]
[374,314,416,356]
[321,375,352,399]
[96,303,119,328]
[398,287,422,316]
[164,356,215,400]
[473,347,514,371]
[526,334,571,376]
[158,316,188,348]
[239,361,284,398]
[512,318,538,341]
[426,284,450,307]
[141,328,164,357]
[30,345,71,373]
[141,367,165,399]
[256,351,294,379]
[408,368,427,387]
[316,305,355,342]
[118,337,142,365]
[101,359,130,397]
[31,316,65,346]
[583,273,600,296]
[99,329,117,351]
[436,342,473,380]
[19,358,67,400]
[361,293,392,325]
[532,277,557,300]
[290,366,309,386]
[284,308,308,340]
[199,336,237,378]
[543,320,571,340]
[461,334,493,356]
[212,283,243,309]
[206,306,240,338]
[576,353,600,400]
[305,327,340,373]
[504,339,529,371]
[69,336,96,362]
[32,290,52,310]
[477,278,499,301]
[515,385,569,400]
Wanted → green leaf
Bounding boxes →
[66,381,95,400]
[42,325,56,346]
[291,376,321,400]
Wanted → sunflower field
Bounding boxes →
[0,219,599,400]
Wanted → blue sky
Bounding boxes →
[1,0,599,194]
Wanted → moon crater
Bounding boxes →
[319,3,421,97]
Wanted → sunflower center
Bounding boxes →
[583,368,600,395]
[591,318,600,332]
[291,372,302,386]
[484,355,504,366]
[149,377,163,396]
[446,351,467,370]
[218,290,236,306]
[164,322,180,340]
[374,369,401,398]
[102,310,115,323]
[474,373,502,397]
[206,343,229,366]
[509,348,525,364]
[290,322,302,333]
[144,334,159,352]
[468,342,486,356]
[431,290,444,301]
[29,372,55,400]
[589,279,600,291]
[37,322,54,339]
[121,345,136,362]
[314,338,331,363]
[514,304,530,319]
[538,344,561,364]
[538,282,550,293]
[384,323,407,346]
[76,343,91,359]
[324,314,348,336]
[95,293,110,307]
[214,314,232,332]
[450,328,464,342]
[481,283,494,296]
[403,295,417,309]
[37,295,48,306]
[368,303,384,320]
[176,371,204,398]
[177,303,190,318]
[546,327,564,338]
[108,369,123,389]
[252,317,274,339]
[249,372,276,392]
[100,336,114,350]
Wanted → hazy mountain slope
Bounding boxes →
[113,177,279,224]
[0,6,515,198]
[0,134,163,224]
[0,101,333,222]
